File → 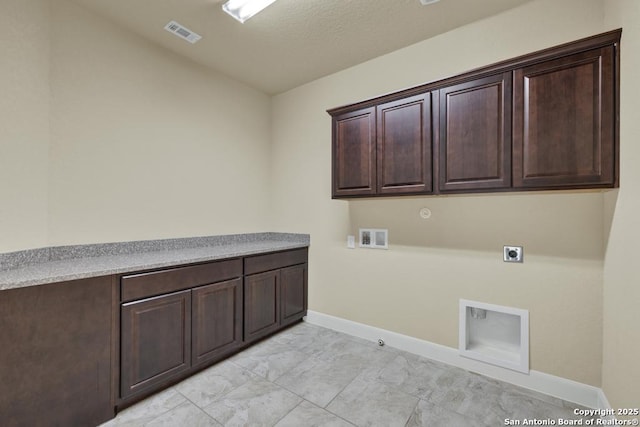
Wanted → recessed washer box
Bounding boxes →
[459,299,529,374]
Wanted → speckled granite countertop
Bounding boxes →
[0,232,309,291]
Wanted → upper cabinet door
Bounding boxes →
[377,94,432,195]
[513,46,615,189]
[439,73,512,192]
[332,107,376,197]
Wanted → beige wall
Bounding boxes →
[47,0,272,245]
[2,0,637,404]
[271,0,607,386]
[1,0,272,250]
[0,0,51,252]
[602,0,640,411]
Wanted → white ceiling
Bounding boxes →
[71,0,534,94]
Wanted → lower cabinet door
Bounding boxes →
[244,270,280,342]
[280,264,308,327]
[120,290,191,399]
[192,278,243,367]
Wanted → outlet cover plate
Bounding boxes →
[504,246,523,263]
[359,228,388,249]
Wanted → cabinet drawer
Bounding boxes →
[121,259,242,302]
[244,248,308,275]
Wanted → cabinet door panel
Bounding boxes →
[377,94,432,194]
[192,279,242,367]
[121,290,191,399]
[332,108,376,197]
[280,264,308,327]
[244,271,280,342]
[0,277,114,427]
[439,73,512,192]
[513,46,615,188]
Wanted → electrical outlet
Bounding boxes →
[359,229,388,249]
[347,235,355,249]
[503,246,523,263]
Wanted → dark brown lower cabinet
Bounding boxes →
[120,279,243,401]
[244,270,281,342]
[192,278,243,367]
[0,276,115,427]
[0,247,308,426]
[244,249,309,344]
[118,259,243,405]
[118,249,308,407]
[120,290,192,400]
[280,264,308,327]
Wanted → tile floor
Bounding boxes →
[101,322,592,427]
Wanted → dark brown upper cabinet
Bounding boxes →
[513,46,616,189]
[438,73,512,192]
[332,107,376,197]
[377,93,432,194]
[328,29,620,198]
[331,94,433,198]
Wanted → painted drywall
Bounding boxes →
[602,0,640,411]
[46,0,272,245]
[0,0,51,252]
[271,0,607,386]
[3,0,635,403]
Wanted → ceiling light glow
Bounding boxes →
[222,0,278,23]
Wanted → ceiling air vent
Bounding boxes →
[164,21,202,44]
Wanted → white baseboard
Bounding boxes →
[597,389,612,410]
[597,389,616,421]
[304,310,609,410]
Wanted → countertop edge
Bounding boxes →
[0,234,309,291]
